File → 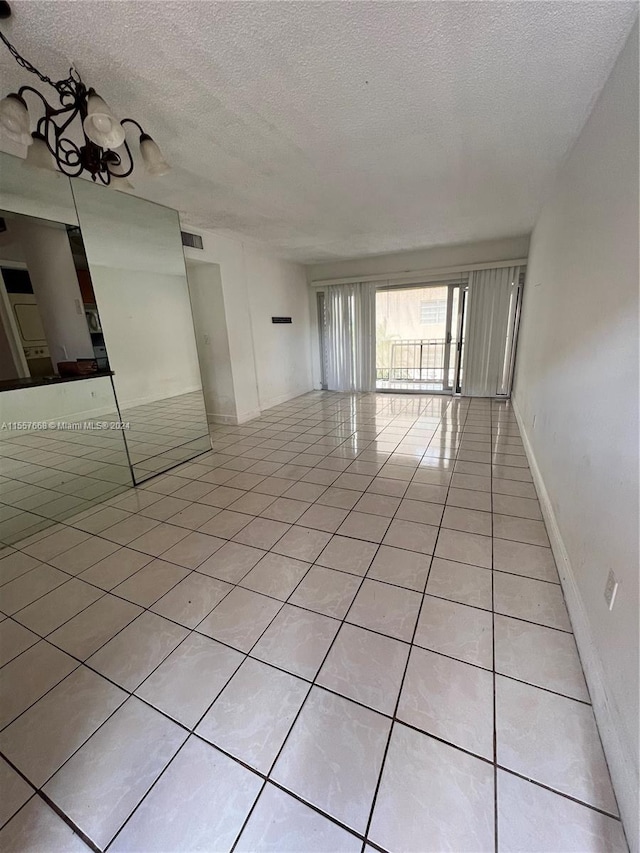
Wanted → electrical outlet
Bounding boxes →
[604,570,619,611]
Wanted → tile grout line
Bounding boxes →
[228,507,395,848]
[0,393,616,850]
[0,572,596,745]
[491,400,499,853]
[0,406,565,702]
[103,399,427,851]
[0,395,521,545]
[3,417,540,560]
[104,503,379,848]
[2,395,455,691]
[359,394,471,852]
[230,394,465,853]
[1,696,622,852]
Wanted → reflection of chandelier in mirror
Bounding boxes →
[0,1,169,189]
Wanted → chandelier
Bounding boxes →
[0,2,169,188]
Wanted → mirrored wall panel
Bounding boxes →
[0,376,131,546]
[0,149,79,225]
[70,178,210,483]
[0,153,131,544]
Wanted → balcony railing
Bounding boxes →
[376,338,451,383]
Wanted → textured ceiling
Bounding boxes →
[0,1,636,262]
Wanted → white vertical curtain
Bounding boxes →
[325,282,376,392]
[462,266,521,396]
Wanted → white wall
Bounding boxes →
[186,231,259,423]
[307,235,530,283]
[90,267,202,410]
[0,374,119,423]
[244,249,312,410]
[183,229,312,422]
[513,22,639,847]
[185,260,236,422]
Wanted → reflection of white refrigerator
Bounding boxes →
[7,293,53,377]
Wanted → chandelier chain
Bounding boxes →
[0,30,74,92]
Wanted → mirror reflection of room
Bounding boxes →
[0,209,110,385]
[0,207,131,546]
[0,376,130,545]
[69,178,210,485]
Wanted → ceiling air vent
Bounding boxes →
[181,231,203,250]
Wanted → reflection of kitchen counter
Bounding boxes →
[0,371,114,393]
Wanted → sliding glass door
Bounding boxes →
[316,268,524,397]
[376,283,463,392]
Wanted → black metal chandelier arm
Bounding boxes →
[39,121,78,172]
[20,85,85,177]
[54,136,84,177]
[36,117,84,177]
[57,84,84,114]
[19,82,87,157]
[105,135,135,178]
[16,82,52,116]
[17,82,81,135]
[54,105,81,137]
[120,117,145,136]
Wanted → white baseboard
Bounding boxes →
[512,399,638,852]
[236,407,262,425]
[117,385,202,412]
[67,403,120,421]
[207,411,239,425]
[206,387,317,427]
[258,386,315,412]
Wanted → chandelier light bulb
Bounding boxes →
[0,92,31,144]
[93,114,112,133]
[139,133,171,176]
[83,89,125,150]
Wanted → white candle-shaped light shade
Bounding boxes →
[0,93,32,145]
[139,133,170,176]
[23,132,55,170]
[83,89,125,150]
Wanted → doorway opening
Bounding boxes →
[376,283,464,393]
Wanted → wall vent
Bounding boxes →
[181,231,203,250]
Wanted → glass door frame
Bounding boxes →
[452,284,467,395]
[497,276,524,396]
[374,280,465,395]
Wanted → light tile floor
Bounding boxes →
[0,391,210,546]
[0,391,628,852]
[118,391,211,483]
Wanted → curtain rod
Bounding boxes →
[308,257,528,288]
